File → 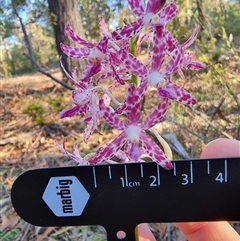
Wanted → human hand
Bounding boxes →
[137,138,240,241]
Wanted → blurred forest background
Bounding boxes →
[1,0,240,240]
[0,0,239,78]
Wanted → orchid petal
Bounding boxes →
[90,132,127,164]
[156,0,179,26]
[138,77,149,97]
[99,16,111,38]
[158,80,197,105]
[185,61,206,70]
[108,54,126,86]
[60,43,90,59]
[164,29,178,52]
[162,46,184,77]
[128,0,145,17]
[59,105,82,118]
[151,27,166,72]
[96,36,108,54]
[141,98,168,129]
[128,143,143,161]
[140,132,173,170]
[99,99,126,130]
[119,49,148,78]
[79,62,101,88]
[103,92,111,106]
[112,19,143,41]
[115,102,128,115]
[72,89,92,105]
[65,22,95,47]
[182,25,200,49]
[146,0,166,14]
[125,84,142,125]
[115,150,128,161]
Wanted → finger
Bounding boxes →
[200,138,240,158]
[137,223,156,241]
[177,138,240,241]
[176,221,239,241]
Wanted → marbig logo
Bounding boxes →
[42,176,90,217]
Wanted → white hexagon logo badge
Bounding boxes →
[42,176,90,217]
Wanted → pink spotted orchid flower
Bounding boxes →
[119,27,196,106]
[89,83,172,170]
[57,0,206,170]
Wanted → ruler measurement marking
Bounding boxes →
[108,166,112,179]
[190,161,193,184]
[207,160,210,174]
[140,164,144,178]
[225,159,228,182]
[124,165,128,187]
[157,165,160,185]
[173,162,176,176]
[92,167,97,188]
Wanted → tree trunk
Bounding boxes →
[47,0,86,81]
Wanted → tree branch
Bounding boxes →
[11,1,74,91]
[23,53,74,90]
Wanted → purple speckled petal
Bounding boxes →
[99,99,126,130]
[119,49,148,78]
[115,102,128,115]
[125,84,141,125]
[112,19,143,41]
[140,132,173,170]
[182,25,200,49]
[96,36,108,54]
[141,98,168,129]
[128,0,145,17]
[161,46,184,77]
[65,22,95,47]
[60,43,91,59]
[155,0,179,26]
[72,88,93,106]
[59,105,81,118]
[164,29,178,52]
[128,143,143,161]
[158,80,197,105]
[90,131,127,164]
[79,62,101,89]
[151,27,166,72]
[99,16,111,38]
[138,77,149,97]
[146,0,166,14]
[185,61,206,70]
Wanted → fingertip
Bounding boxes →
[200,138,240,159]
[137,223,156,241]
[176,221,239,241]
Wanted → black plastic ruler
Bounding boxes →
[11,157,240,241]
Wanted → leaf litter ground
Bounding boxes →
[1,64,240,240]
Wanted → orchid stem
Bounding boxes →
[129,37,138,85]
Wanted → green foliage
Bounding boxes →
[79,0,112,40]
[48,96,65,113]
[22,102,46,125]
